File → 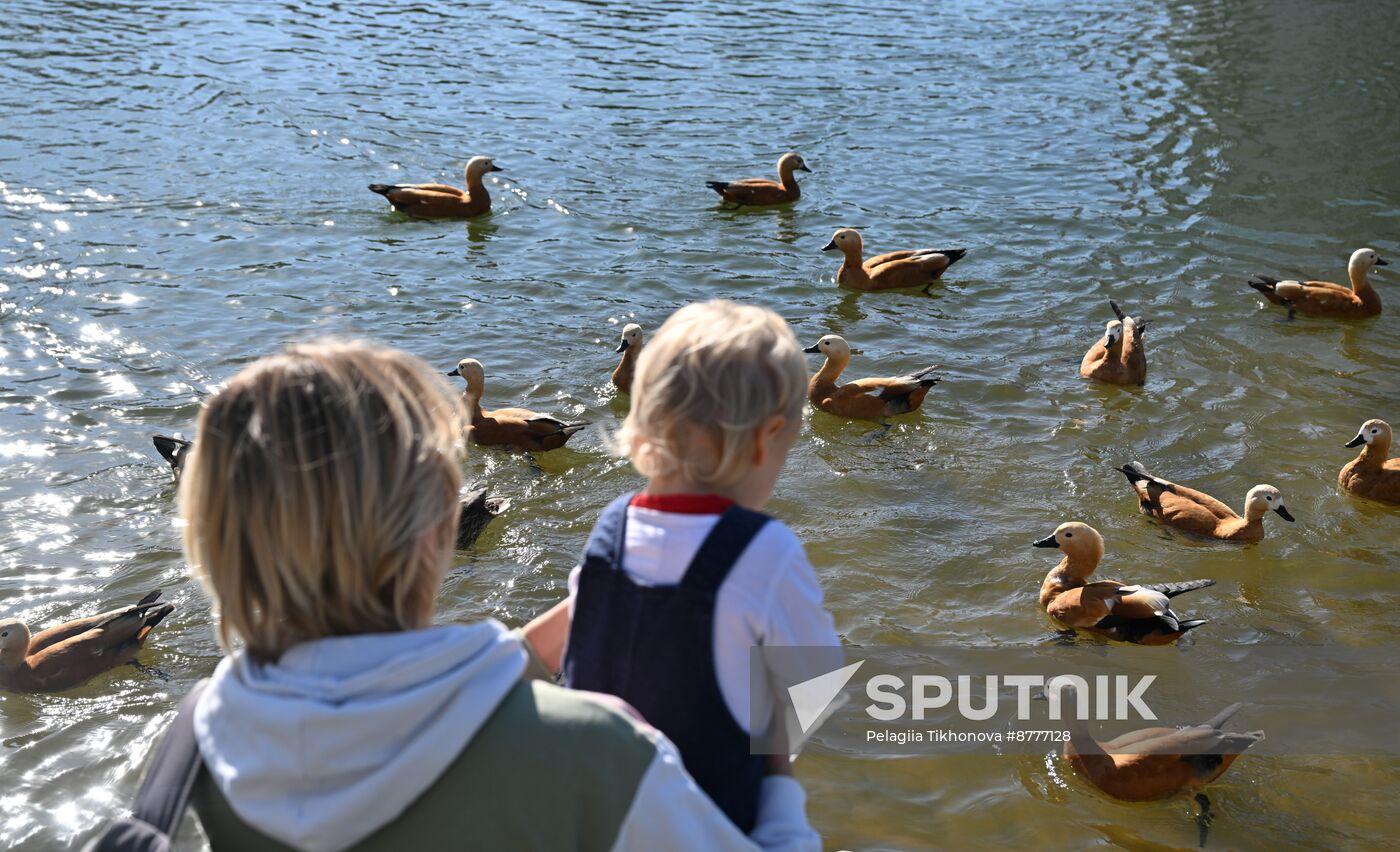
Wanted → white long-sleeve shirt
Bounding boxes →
[567,494,843,735]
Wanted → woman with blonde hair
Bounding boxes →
[103,340,817,851]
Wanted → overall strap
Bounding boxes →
[679,506,770,596]
[133,681,209,833]
[581,493,635,569]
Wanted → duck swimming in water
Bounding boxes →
[369,156,503,219]
[1047,680,1263,846]
[612,323,644,395]
[447,358,590,452]
[1339,419,1400,504]
[1116,462,1294,542]
[821,228,966,293]
[1034,522,1214,645]
[803,334,939,425]
[1248,247,1388,319]
[1079,301,1148,386]
[0,590,175,693]
[706,152,810,206]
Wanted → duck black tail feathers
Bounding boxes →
[938,248,968,266]
[705,181,731,195]
[368,184,398,197]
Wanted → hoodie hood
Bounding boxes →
[194,620,526,852]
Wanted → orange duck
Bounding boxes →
[447,358,590,452]
[1116,462,1294,542]
[706,152,810,206]
[803,334,939,426]
[1248,247,1388,319]
[1079,301,1148,386]
[1049,680,1263,846]
[0,590,175,693]
[1034,522,1214,645]
[821,228,966,293]
[1340,419,1400,504]
[611,323,644,395]
[369,156,503,219]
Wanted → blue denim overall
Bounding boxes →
[564,493,770,832]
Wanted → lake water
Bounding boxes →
[2,0,1398,849]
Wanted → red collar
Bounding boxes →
[630,493,736,514]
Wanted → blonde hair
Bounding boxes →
[181,340,465,662]
[618,300,807,488]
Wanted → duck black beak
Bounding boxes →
[797,164,812,173]
[616,339,630,353]
[1345,432,1366,448]
[1275,505,1295,522]
[1033,533,1060,549]
[802,343,821,354]
[1376,258,1389,266]
[489,164,504,173]
[445,368,460,377]
[821,239,837,252]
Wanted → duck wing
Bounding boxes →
[22,596,174,692]
[1046,581,1123,628]
[706,179,791,205]
[1104,723,1262,757]
[848,366,941,400]
[369,185,469,215]
[27,591,166,655]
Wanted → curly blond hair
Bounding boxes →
[617,300,807,488]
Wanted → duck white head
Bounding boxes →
[446,358,486,395]
[0,619,31,668]
[465,156,504,180]
[1033,521,1105,577]
[1244,484,1294,523]
[1349,247,1388,276]
[822,228,863,254]
[1345,418,1392,450]
[617,323,644,354]
[1102,319,1124,349]
[803,334,852,363]
[779,152,812,175]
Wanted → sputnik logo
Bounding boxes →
[788,660,865,734]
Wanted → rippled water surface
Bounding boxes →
[2,1,1398,849]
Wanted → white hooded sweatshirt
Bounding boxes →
[193,620,818,852]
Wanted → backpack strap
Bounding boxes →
[678,506,770,597]
[81,680,209,852]
[133,680,209,832]
[580,492,635,570]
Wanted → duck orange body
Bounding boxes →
[706,152,810,206]
[803,334,939,423]
[1053,682,1263,802]
[0,590,175,693]
[447,358,589,453]
[1340,419,1400,504]
[822,228,966,293]
[1034,522,1214,645]
[1248,247,1388,319]
[1079,301,1148,386]
[369,156,503,219]
[611,324,644,395]
[1116,462,1294,542]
